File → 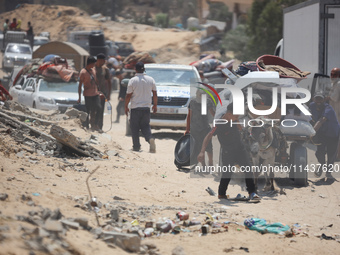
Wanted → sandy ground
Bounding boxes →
[0,4,340,255]
[0,93,340,255]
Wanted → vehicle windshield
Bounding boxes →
[116,43,134,50]
[7,44,32,54]
[39,80,78,93]
[145,68,198,86]
[34,39,49,46]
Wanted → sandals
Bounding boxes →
[249,192,261,200]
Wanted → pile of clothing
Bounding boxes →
[123,51,155,69]
[38,57,79,82]
[13,56,79,85]
[190,54,234,73]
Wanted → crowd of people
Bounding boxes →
[77,57,157,152]
[3,18,34,48]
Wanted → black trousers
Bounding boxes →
[130,108,153,150]
[116,100,125,122]
[97,98,105,129]
[84,95,101,129]
[218,147,256,196]
[316,135,339,168]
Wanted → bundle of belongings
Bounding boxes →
[123,51,155,69]
[257,55,310,79]
[190,54,234,73]
[38,57,79,82]
[13,56,79,84]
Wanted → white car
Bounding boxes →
[10,77,84,112]
[34,36,49,46]
[125,64,201,135]
[2,43,32,72]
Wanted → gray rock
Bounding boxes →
[172,246,186,255]
[79,111,88,122]
[144,241,157,250]
[91,227,103,236]
[102,231,141,252]
[16,151,25,158]
[61,220,80,230]
[50,208,62,220]
[110,209,119,222]
[27,201,35,207]
[0,193,8,201]
[73,217,88,228]
[33,227,50,238]
[65,108,80,118]
[28,211,38,216]
[0,225,9,232]
[41,208,51,220]
[43,219,63,232]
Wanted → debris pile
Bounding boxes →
[0,101,106,159]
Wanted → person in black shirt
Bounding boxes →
[114,70,126,123]
[198,104,260,200]
[26,21,33,49]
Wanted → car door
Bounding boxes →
[25,79,36,108]
[9,75,25,102]
[18,79,34,107]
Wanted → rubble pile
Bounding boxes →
[0,102,106,159]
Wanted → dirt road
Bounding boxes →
[1,93,340,254]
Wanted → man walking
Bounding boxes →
[310,93,340,178]
[198,104,260,200]
[125,62,157,153]
[185,89,215,166]
[95,53,111,132]
[114,70,126,123]
[78,56,101,131]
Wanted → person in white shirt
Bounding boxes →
[125,62,157,152]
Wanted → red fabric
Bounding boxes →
[0,84,10,96]
[0,84,10,101]
[9,22,17,30]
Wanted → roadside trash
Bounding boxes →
[32,193,40,196]
[206,187,216,196]
[321,233,335,240]
[144,227,154,237]
[188,220,201,226]
[176,212,189,221]
[239,247,249,253]
[160,220,174,233]
[212,222,222,228]
[172,226,181,234]
[293,223,301,228]
[131,219,139,226]
[201,224,209,234]
[244,218,290,234]
[206,212,215,222]
[145,221,155,228]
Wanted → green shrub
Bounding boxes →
[155,13,168,28]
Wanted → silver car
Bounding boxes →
[2,43,32,72]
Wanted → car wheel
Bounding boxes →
[33,101,36,108]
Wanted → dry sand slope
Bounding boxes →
[0,4,202,65]
[0,94,340,255]
[0,3,340,255]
